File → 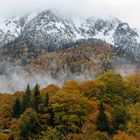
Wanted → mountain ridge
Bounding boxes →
[0,10,140,58]
[0,10,140,93]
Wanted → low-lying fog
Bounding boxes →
[0,61,138,93]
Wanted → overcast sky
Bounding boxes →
[0,0,140,28]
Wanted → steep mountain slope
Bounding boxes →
[0,41,139,93]
[0,10,140,58]
[26,41,139,77]
[21,11,120,50]
[0,12,37,47]
[0,10,140,92]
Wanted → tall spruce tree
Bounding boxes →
[22,84,31,112]
[48,107,54,127]
[96,102,110,132]
[38,93,50,114]
[33,84,41,112]
[44,93,49,107]
[12,97,21,118]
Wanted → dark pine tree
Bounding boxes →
[12,97,21,118]
[48,107,55,127]
[44,93,49,107]
[38,93,50,114]
[96,102,110,132]
[33,84,41,112]
[21,84,31,112]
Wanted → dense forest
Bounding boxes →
[0,71,140,140]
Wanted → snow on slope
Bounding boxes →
[0,12,37,46]
[1,10,140,56]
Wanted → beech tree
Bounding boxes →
[98,71,125,105]
[16,108,40,140]
[112,105,129,131]
[51,91,90,134]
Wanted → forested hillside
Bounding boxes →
[0,41,139,93]
[0,71,140,140]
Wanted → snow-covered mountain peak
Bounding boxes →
[1,10,140,57]
[0,12,38,47]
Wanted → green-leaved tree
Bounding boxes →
[16,108,40,140]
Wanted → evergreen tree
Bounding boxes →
[44,93,49,107]
[96,102,110,132]
[38,93,50,114]
[48,107,54,127]
[33,84,41,112]
[21,84,31,112]
[12,97,21,118]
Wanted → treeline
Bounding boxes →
[0,71,140,140]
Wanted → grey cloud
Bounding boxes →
[0,0,140,28]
